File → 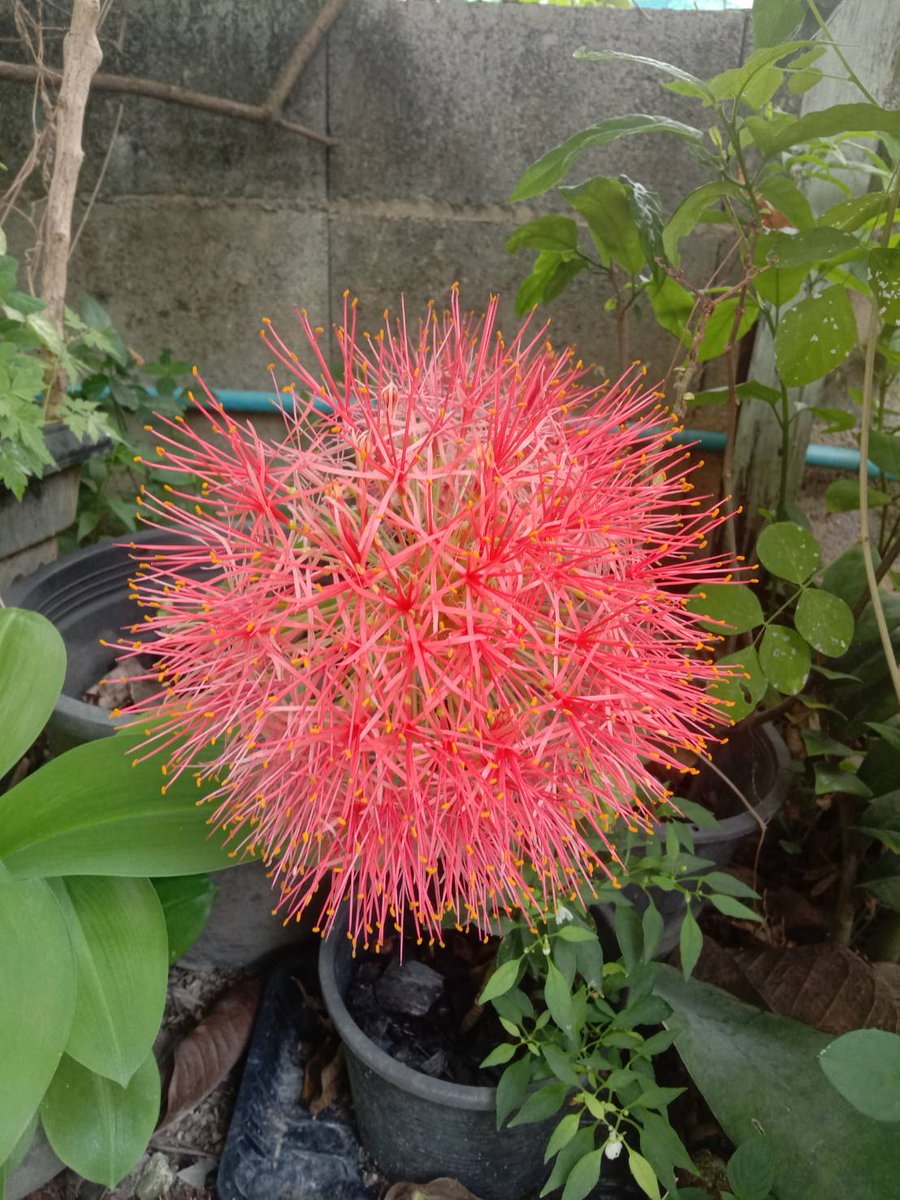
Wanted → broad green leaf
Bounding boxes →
[641,901,664,962]
[708,647,767,721]
[639,1110,694,1193]
[795,589,854,657]
[869,247,900,324]
[759,625,811,695]
[542,1043,582,1088]
[686,583,763,635]
[508,1081,569,1127]
[774,287,858,386]
[813,764,872,798]
[506,216,579,255]
[679,905,703,979]
[854,792,900,853]
[51,877,167,1085]
[615,902,643,973]
[826,479,890,513]
[861,858,900,911]
[653,966,900,1200]
[751,103,900,156]
[560,176,645,273]
[628,1148,661,1200]
[819,1029,900,1123]
[821,544,867,607]
[510,116,704,202]
[515,250,587,316]
[152,874,216,964]
[756,521,821,584]
[480,957,522,1004]
[697,294,759,363]
[545,1112,580,1162]
[561,1147,603,1200]
[820,191,895,233]
[648,274,695,339]
[701,871,759,900]
[573,49,714,102]
[810,407,857,435]
[543,1128,595,1197]
[727,1136,775,1200]
[0,609,66,779]
[0,731,238,878]
[707,894,760,922]
[41,1052,159,1187]
[0,875,75,1163]
[766,228,861,269]
[706,42,813,107]
[496,1054,533,1129]
[868,431,900,478]
[801,729,854,758]
[662,181,745,265]
[545,960,575,1040]
[756,174,813,230]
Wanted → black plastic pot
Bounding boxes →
[318,928,552,1200]
[6,529,185,751]
[595,724,792,957]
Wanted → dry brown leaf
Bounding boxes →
[303,1039,345,1116]
[732,944,900,1035]
[159,975,262,1129]
[384,1180,486,1200]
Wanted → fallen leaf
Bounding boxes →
[384,1180,486,1200]
[732,944,900,1035]
[303,1039,345,1116]
[159,975,262,1129]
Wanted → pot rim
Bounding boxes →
[687,723,792,844]
[318,921,499,1111]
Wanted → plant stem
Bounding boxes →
[805,0,878,106]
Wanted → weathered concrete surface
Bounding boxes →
[70,201,329,388]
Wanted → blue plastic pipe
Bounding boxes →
[211,388,881,478]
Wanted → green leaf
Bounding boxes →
[774,287,858,387]
[727,1136,775,1200]
[871,248,900,324]
[686,584,763,635]
[615,902,643,973]
[0,730,238,878]
[756,522,821,584]
[755,103,900,156]
[480,958,522,1004]
[647,273,695,339]
[653,966,900,1200]
[560,176,645,273]
[679,905,703,979]
[496,1054,533,1129]
[545,960,575,1040]
[574,935,604,991]
[0,875,75,1163]
[639,1110,694,1191]
[766,228,861,269]
[860,858,900,911]
[506,216,579,255]
[810,407,857,435]
[708,647,768,722]
[152,874,216,964]
[821,544,867,607]
[826,479,890,513]
[41,1051,159,1186]
[663,182,745,265]
[641,901,664,962]
[759,625,811,695]
[707,894,760,922]
[701,872,759,900]
[854,792,900,853]
[801,729,854,758]
[628,1148,661,1200]
[545,1111,581,1162]
[755,174,813,230]
[510,116,704,202]
[561,1147,603,1200]
[813,764,872,798]
[819,1029,900,1123]
[51,877,168,1085]
[820,191,895,233]
[514,250,587,316]
[794,589,854,657]
[697,294,759,363]
[481,1043,516,1068]
[573,49,714,102]
[868,431,900,478]
[0,609,66,779]
[508,1081,569,1127]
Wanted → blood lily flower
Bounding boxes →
[122,291,739,948]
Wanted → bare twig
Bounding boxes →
[0,59,337,146]
[263,0,348,119]
[701,753,767,837]
[41,0,103,419]
[70,99,122,256]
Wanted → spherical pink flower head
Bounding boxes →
[125,290,739,948]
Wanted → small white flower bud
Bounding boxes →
[604,1138,623,1161]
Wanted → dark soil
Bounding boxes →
[345,930,507,1086]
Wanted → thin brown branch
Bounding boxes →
[70,99,122,256]
[263,0,348,119]
[0,60,337,146]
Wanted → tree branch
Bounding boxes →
[0,59,337,146]
[263,0,348,119]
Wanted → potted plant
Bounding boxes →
[116,287,775,1196]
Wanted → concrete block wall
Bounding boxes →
[1,0,750,389]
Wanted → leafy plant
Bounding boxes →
[0,607,235,1194]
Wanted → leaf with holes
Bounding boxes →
[774,287,858,386]
[756,522,821,584]
[708,648,767,721]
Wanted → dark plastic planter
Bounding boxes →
[318,928,553,1200]
[6,529,186,751]
[595,724,792,957]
